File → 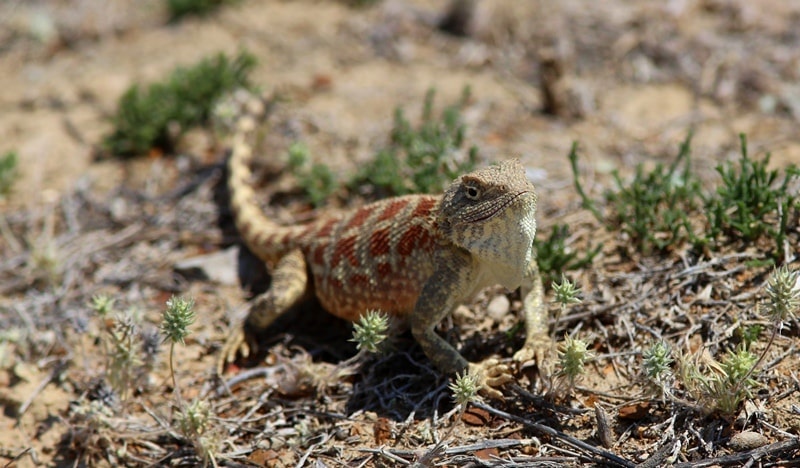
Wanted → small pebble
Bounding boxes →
[728,431,768,451]
[487,295,510,321]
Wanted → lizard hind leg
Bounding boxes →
[218,248,310,374]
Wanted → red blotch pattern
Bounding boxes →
[377,200,409,222]
[346,206,375,230]
[369,228,392,257]
[331,235,358,268]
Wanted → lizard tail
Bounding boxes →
[227,101,291,264]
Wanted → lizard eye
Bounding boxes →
[465,185,481,200]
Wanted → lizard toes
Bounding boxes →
[217,327,251,374]
[469,359,514,400]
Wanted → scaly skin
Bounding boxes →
[220,111,549,398]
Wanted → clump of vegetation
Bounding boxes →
[104,51,256,157]
[534,224,600,288]
[571,133,799,261]
[706,134,799,260]
[643,266,799,417]
[167,0,239,22]
[0,151,18,197]
[285,88,479,209]
[571,135,704,255]
[286,142,339,207]
[90,295,147,400]
[348,87,478,198]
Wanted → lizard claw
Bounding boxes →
[513,335,552,367]
[217,324,253,375]
[468,359,514,400]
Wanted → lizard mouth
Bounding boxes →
[469,190,532,223]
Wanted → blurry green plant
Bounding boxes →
[534,224,600,287]
[0,151,18,197]
[287,142,339,207]
[348,87,478,198]
[167,0,239,22]
[706,134,800,261]
[104,51,256,157]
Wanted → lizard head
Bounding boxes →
[439,159,538,289]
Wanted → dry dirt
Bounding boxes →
[1,0,800,466]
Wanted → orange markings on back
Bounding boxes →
[346,206,375,230]
[411,197,436,218]
[376,262,393,278]
[369,228,392,257]
[350,273,370,289]
[331,235,358,269]
[397,224,430,257]
[377,199,410,222]
[316,218,338,238]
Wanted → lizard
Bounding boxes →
[218,100,549,399]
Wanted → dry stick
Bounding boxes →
[672,437,800,468]
[16,359,68,418]
[360,438,537,459]
[471,401,636,468]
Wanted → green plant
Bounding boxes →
[642,341,673,400]
[287,142,338,207]
[90,296,144,400]
[161,296,196,396]
[706,134,800,261]
[349,87,478,198]
[104,51,256,157]
[551,274,581,340]
[450,371,481,406]
[603,134,704,254]
[534,224,600,287]
[350,309,389,354]
[677,267,798,416]
[0,151,18,196]
[555,334,594,398]
[167,0,238,22]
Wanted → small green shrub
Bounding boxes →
[571,133,799,260]
[603,134,704,254]
[167,0,238,22]
[104,51,256,157]
[349,87,478,198]
[287,142,338,207]
[0,151,18,196]
[706,134,800,260]
[534,224,600,288]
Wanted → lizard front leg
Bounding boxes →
[410,248,513,399]
[513,257,552,367]
[218,248,310,374]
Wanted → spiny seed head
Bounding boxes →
[553,274,582,306]
[642,341,673,383]
[559,335,594,380]
[450,370,481,406]
[350,310,389,353]
[91,294,116,317]
[177,398,211,437]
[765,265,800,323]
[161,296,196,345]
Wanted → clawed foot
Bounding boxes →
[467,359,515,400]
[217,324,255,375]
[512,335,552,368]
